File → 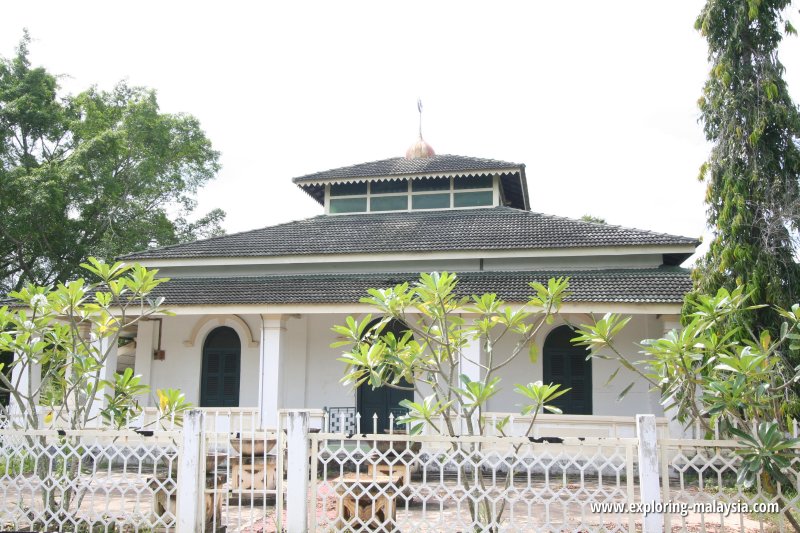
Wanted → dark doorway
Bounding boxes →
[543,325,592,415]
[357,377,414,434]
[200,326,241,407]
[356,319,414,433]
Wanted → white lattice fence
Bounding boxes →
[0,428,181,532]
[308,431,638,532]
[661,439,800,533]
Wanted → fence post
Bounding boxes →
[636,414,663,533]
[286,410,310,533]
[177,409,204,532]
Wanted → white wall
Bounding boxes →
[141,313,356,410]
[144,315,262,407]
[294,312,665,417]
[485,313,663,416]
[300,314,357,409]
[142,312,665,417]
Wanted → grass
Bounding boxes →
[0,453,35,476]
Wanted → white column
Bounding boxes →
[276,315,307,409]
[8,351,41,425]
[286,411,310,532]
[460,341,482,383]
[177,410,204,532]
[460,339,482,434]
[636,414,663,533]
[133,320,156,407]
[97,336,119,384]
[259,314,286,429]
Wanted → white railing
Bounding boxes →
[318,408,672,439]
[139,406,326,432]
[308,430,638,531]
[0,428,181,532]
[483,411,672,439]
[1,411,797,532]
[661,437,800,533]
[140,406,261,432]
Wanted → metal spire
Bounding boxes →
[417,98,423,139]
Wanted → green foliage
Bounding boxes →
[692,0,800,386]
[730,422,800,489]
[101,367,148,428]
[396,396,453,435]
[0,33,225,293]
[333,272,572,529]
[333,272,571,437]
[0,258,190,530]
[575,287,800,530]
[154,388,192,428]
[0,257,190,430]
[0,451,35,476]
[579,214,606,224]
[513,381,569,416]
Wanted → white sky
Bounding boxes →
[2,1,799,265]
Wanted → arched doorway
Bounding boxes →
[357,319,414,433]
[200,326,241,407]
[543,325,592,415]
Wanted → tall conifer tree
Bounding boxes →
[694,1,800,354]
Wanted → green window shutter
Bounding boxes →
[201,351,221,406]
[543,326,592,415]
[222,352,240,407]
[201,327,241,408]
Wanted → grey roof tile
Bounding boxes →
[291,154,523,183]
[122,207,698,260]
[148,268,692,305]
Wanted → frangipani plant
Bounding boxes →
[0,258,191,529]
[333,272,572,529]
[573,286,800,531]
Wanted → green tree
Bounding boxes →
[333,272,571,530]
[0,32,224,293]
[579,214,606,224]
[692,1,800,363]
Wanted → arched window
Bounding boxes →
[200,326,241,407]
[357,319,414,433]
[542,325,592,415]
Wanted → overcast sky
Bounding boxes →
[2,1,799,264]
